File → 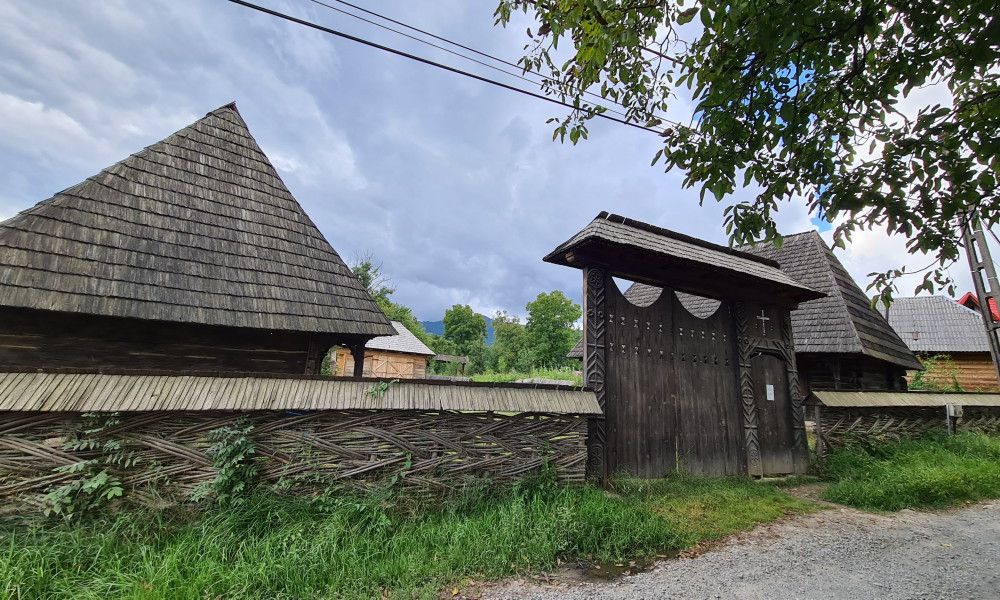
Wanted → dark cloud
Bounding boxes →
[2,0,941,323]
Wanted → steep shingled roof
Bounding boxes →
[544,212,822,305]
[741,231,922,370]
[366,321,435,356]
[0,104,394,337]
[881,296,991,353]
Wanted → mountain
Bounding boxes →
[420,317,495,345]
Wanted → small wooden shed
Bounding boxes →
[0,104,395,374]
[546,213,823,478]
[334,321,436,378]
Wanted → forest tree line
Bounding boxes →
[352,257,582,376]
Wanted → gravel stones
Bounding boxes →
[484,502,1000,600]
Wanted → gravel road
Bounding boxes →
[482,501,1000,600]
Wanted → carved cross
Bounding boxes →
[756,310,770,335]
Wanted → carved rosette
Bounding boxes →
[584,267,607,478]
[735,301,762,477]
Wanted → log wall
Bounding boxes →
[0,307,337,374]
[908,353,1000,392]
[0,409,589,512]
[798,354,908,395]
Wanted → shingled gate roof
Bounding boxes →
[366,321,436,356]
[544,212,822,306]
[0,104,394,337]
[881,296,991,353]
[740,231,922,370]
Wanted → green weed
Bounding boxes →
[0,474,812,599]
[822,433,1000,511]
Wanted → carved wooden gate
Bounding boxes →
[550,213,821,479]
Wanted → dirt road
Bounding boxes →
[484,501,1000,600]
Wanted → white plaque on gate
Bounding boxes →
[766,384,775,401]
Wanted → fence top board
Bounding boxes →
[809,390,1000,408]
[0,371,601,414]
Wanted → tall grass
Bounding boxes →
[0,474,812,599]
[822,432,1000,511]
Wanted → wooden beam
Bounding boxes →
[351,344,366,377]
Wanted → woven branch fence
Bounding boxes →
[815,406,1000,453]
[0,409,588,512]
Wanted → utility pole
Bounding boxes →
[960,212,1000,383]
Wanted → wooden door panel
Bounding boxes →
[751,352,794,475]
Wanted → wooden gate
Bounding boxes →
[546,213,821,479]
[599,277,743,476]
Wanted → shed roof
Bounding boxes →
[740,231,922,370]
[0,371,600,414]
[0,104,394,337]
[881,296,991,353]
[809,390,1000,407]
[544,213,822,307]
[365,321,435,356]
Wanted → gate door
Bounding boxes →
[751,352,795,475]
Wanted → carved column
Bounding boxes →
[782,313,810,471]
[584,267,607,479]
[735,301,763,477]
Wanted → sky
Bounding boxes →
[0,0,982,321]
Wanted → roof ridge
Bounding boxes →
[597,211,782,269]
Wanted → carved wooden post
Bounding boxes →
[735,301,763,477]
[782,313,810,471]
[584,267,607,479]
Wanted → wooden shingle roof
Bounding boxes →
[544,212,822,306]
[740,231,922,370]
[0,104,394,337]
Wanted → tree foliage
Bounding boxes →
[491,310,535,372]
[350,255,432,345]
[442,304,488,355]
[495,1,1000,301]
[525,291,583,367]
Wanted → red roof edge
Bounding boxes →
[957,292,1000,321]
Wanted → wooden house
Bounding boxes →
[546,213,823,478]
[881,296,999,391]
[738,231,922,392]
[567,230,921,395]
[333,321,435,378]
[0,104,395,375]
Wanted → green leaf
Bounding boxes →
[677,7,698,25]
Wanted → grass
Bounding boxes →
[821,432,1000,511]
[0,474,813,599]
[471,367,583,386]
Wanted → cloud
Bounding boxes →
[1,0,966,325]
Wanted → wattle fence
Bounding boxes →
[0,371,599,512]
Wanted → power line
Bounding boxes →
[224,0,663,134]
[304,0,676,126]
